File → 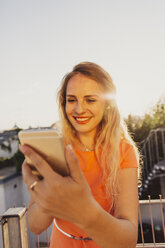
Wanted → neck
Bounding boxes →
[76,131,96,151]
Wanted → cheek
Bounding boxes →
[94,103,105,118]
[65,105,69,118]
[65,104,72,117]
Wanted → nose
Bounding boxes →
[75,101,85,114]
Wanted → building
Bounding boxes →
[0,129,19,159]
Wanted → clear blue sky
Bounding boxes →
[0,0,165,130]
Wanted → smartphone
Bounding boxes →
[18,128,69,177]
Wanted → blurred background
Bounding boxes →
[0,0,164,130]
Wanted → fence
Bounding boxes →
[138,195,165,247]
[0,196,165,248]
[140,128,165,183]
[0,207,29,248]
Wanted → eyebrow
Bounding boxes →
[66,94,100,98]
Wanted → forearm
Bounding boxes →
[82,204,138,248]
[28,202,53,235]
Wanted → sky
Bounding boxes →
[0,0,165,130]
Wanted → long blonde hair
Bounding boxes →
[58,62,141,204]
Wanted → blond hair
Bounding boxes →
[58,62,141,205]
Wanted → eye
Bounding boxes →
[86,99,96,103]
[66,98,76,103]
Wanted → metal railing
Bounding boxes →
[0,207,29,248]
[138,195,165,247]
[140,128,165,183]
[139,128,165,199]
[1,196,165,248]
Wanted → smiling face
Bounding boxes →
[65,74,106,137]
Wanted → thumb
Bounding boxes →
[65,144,83,182]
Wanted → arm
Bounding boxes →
[28,197,53,234]
[82,168,138,248]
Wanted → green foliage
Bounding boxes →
[13,150,25,172]
[0,128,24,172]
[125,97,165,143]
[0,150,24,172]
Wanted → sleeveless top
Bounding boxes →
[50,141,138,248]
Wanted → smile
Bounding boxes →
[73,116,91,124]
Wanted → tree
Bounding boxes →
[125,97,165,143]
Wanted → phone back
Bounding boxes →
[18,128,69,177]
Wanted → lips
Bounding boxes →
[73,116,91,124]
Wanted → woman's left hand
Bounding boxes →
[20,144,100,229]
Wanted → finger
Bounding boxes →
[22,162,45,197]
[65,144,84,182]
[20,145,62,182]
[22,161,39,189]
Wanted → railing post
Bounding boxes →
[161,129,165,160]
[148,137,153,172]
[1,207,29,248]
[154,131,159,163]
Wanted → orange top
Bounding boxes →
[50,141,138,248]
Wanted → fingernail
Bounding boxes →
[67,144,73,151]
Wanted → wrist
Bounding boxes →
[79,198,103,232]
[31,202,53,219]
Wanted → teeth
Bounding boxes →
[75,117,90,121]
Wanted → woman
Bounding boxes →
[20,62,141,248]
